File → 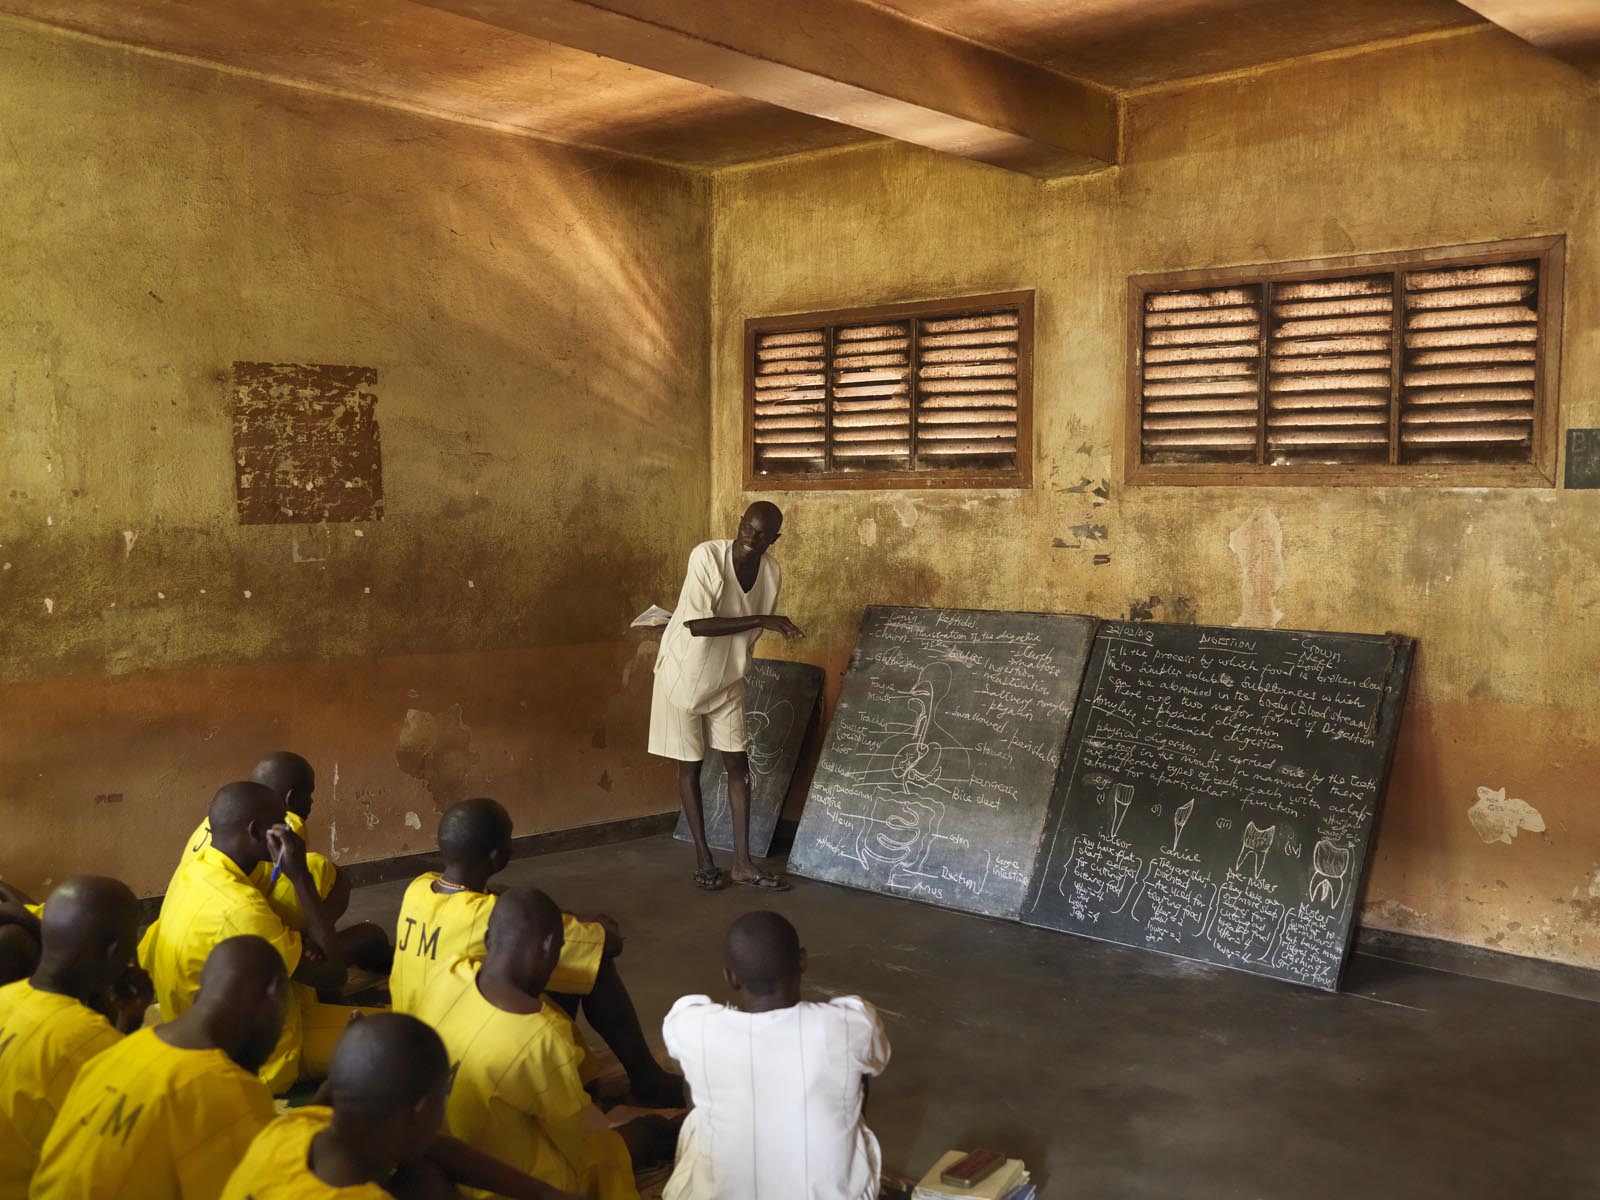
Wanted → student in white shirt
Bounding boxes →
[650,502,802,891]
[661,911,890,1200]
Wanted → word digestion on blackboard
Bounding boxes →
[1024,622,1413,991]
[789,607,1097,919]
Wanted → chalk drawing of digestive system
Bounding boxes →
[837,662,984,894]
[1308,838,1351,909]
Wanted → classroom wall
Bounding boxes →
[709,28,1600,968]
[0,20,707,896]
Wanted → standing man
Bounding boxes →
[651,501,801,891]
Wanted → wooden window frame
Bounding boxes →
[1124,236,1565,488]
[744,291,1035,492]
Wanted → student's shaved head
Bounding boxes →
[39,876,140,962]
[485,886,563,952]
[186,935,289,1074]
[725,910,802,996]
[197,933,287,997]
[437,797,513,865]
[250,751,315,806]
[328,1012,451,1114]
[208,780,282,833]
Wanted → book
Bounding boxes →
[630,604,673,628]
[912,1152,1027,1200]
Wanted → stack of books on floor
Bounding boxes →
[911,1151,1033,1200]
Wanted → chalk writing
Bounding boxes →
[1027,623,1412,991]
[791,607,1096,918]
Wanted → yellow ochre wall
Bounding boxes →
[0,21,707,896]
[711,28,1600,967]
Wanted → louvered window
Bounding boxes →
[747,292,1032,489]
[1129,238,1562,485]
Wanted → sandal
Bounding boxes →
[732,869,791,892]
[692,866,727,891]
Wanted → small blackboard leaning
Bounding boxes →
[673,658,823,858]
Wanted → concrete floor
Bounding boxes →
[345,835,1600,1200]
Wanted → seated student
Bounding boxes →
[222,1011,582,1200]
[391,797,681,1106]
[30,935,289,1199]
[0,877,140,1193]
[413,888,680,1200]
[140,781,380,1094]
[176,753,388,965]
[250,753,392,973]
[661,911,891,1200]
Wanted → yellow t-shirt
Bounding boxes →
[23,903,43,919]
[180,815,336,930]
[0,980,121,1193]
[138,845,305,1093]
[413,957,636,1200]
[220,1107,392,1200]
[389,874,606,1014]
[29,1026,275,1200]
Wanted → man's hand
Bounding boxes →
[264,823,309,883]
[96,964,155,1034]
[762,615,804,640]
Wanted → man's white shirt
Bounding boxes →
[662,994,890,1200]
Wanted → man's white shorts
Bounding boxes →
[649,671,747,762]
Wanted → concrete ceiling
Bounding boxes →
[864,0,1486,91]
[0,0,1537,174]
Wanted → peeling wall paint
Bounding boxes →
[0,22,707,891]
[1467,787,1546,845]
[1228,507,1284,629]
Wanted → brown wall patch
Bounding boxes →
[232,361,383,524]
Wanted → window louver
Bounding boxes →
[1401,262,1539,463]
[1140,285,1262,464]
[748,293,1032,488]
[1131,239,1559,484]
[1267,275,1394,466]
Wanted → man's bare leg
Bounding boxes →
[552,957,684,1107]
[678,759,719,878]
[725,751,755,878]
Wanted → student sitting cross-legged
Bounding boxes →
[391,797,682,1107]
[29,934,288,1200]
[140,781,383,1094]
[175,753,391,973]
[221,1011,583,1200]
[0,877,142,1193]
[412,887,682,1200]
[661,911,891,1200]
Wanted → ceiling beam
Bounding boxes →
[1455,0,1600,76]
[412,0,1121,176]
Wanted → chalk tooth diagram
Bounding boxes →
[836,661,984,895]
[1108,783,1134,838]
[1308,839,1351,909]
[1169,798,1195,853]
[1235,821,1276,878]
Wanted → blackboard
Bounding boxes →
[788,606,1097,919]
[673,659,823,858]
[1023,622,1414,991]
